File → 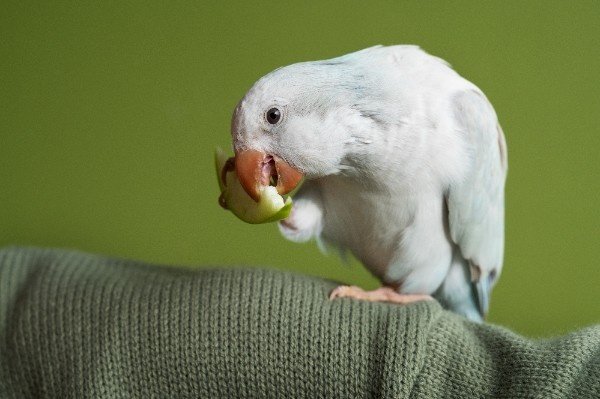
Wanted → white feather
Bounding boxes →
[232,45,508,321]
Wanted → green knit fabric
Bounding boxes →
[0,247,598,398]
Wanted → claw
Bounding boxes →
[330,285,434,304]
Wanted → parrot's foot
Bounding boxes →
[329,285,433,304]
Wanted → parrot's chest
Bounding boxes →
[319,178,419,280]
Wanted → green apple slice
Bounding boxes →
[215,148,293,224]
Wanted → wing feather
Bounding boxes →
[446,89,508,316]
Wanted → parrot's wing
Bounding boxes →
[446,89,508,317]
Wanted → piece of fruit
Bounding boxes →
[215,148,293,224]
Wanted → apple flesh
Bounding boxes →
[215,148,293,224]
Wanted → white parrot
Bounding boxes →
[230,45,507,321]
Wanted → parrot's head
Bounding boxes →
[231,56,388,202]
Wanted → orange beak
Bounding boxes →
[234,149,303,202]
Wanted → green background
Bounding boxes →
[1,1,598,337]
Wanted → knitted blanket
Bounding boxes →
[0,247,598,398]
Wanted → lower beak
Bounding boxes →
[234,149,303,202]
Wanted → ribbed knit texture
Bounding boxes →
[0,247,598,398]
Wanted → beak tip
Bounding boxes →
[234,149,263,202]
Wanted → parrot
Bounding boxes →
[229,45,507,322]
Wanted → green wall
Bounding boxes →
[1,1,598,337]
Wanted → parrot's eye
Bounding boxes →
[266,107,281,125]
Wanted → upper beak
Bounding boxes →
[234,149,303,202]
